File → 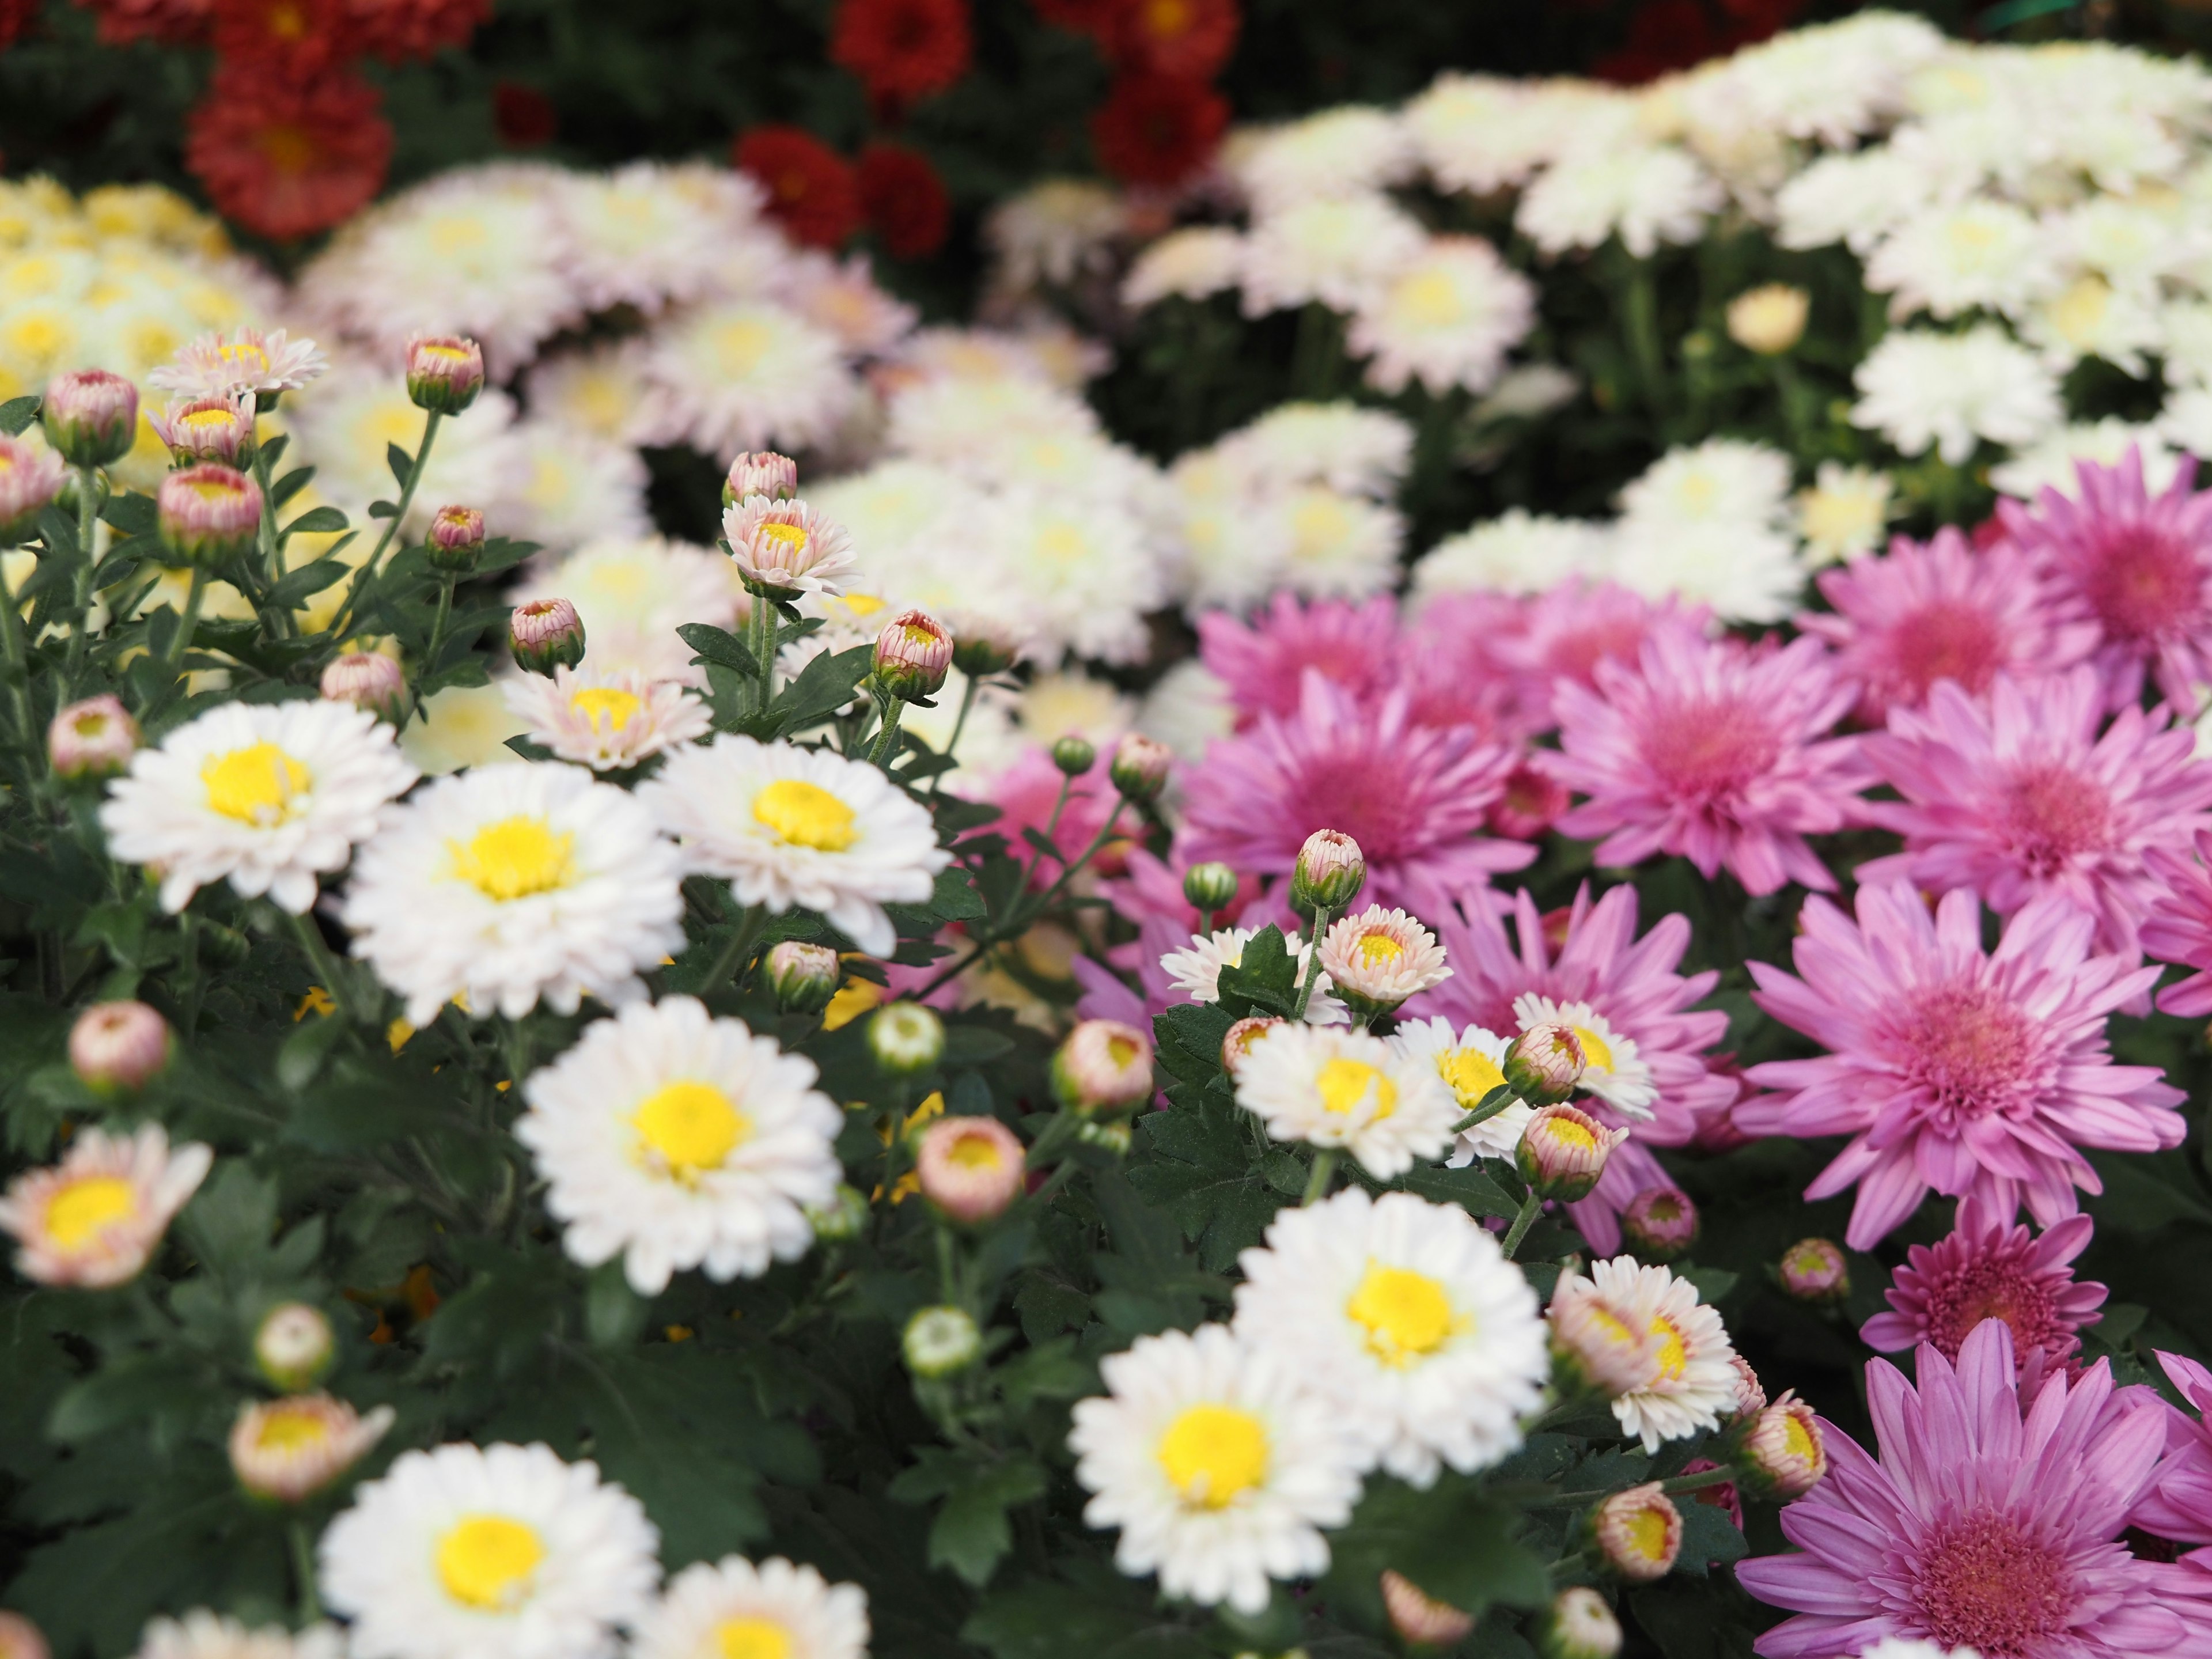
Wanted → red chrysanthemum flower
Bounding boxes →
[185,65,393,241]
[73,0,211,46]
[1,0,39,48]
[210,0,354,78]
[344,0,488,62]
[857,143,951,260]
[491,80,557,148]
[830,0,971,104]
[1090,70,1228,187]
[733,124,863,250]
[1112,0,1238,79]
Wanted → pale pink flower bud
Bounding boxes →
[915,1115,1027,1225]
[320,652,407,724]
[1620,1185,1699,1261]
[157,462,262,567]
[510,596,586,676]
[1735,1391,1827,1499]
[404,334,484,413]
[1591,1482,1681,1581]
[1380,1571,1474,1648]
[1487,757,1571,841]
[721,497,857,599]
[1503,1022,1585,1105]
[42,368,139,467]
[872,608,953,703]
[69,999,172,1094]
[150,391,253,467]
[1537,1587,1622,1659]
[950,617,1021,678]
[255,1301,336,1391]
[426,503,485,573]
[1051,1018,1154,1115]
[0,1612,49,1659]
[1108,733,1172,800]
[723,450,799,506]
[764,940,840,1014]
[1290,827,1365,914]
[1729,1354,1767,1417]
[1778,1237,1849,1303]
[1319,904,1451,1017]
[48,693,139,779]
[0,434,67,544]
[0,1123,211,1287]
[1548,1268,1664,1398]
[229,1393,393,1502]
[1221,1015,1282,1076]
[1516,1103,1625,1200]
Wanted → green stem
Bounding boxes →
[926,675,980,801]
[694,904,768,994]
[1623,257,1666,422]
[404,574,456,725]
[62,463,97,694]
[1500,1190,1544,1259]
[1301,1148,1340,1206]
[1450,1085,1522,1135]
[1660,1464,1740,1497]
[935,1225,960,1305]
[328,409,441,640]
[751,590,777,713]
[287,907,349,1022]
[289,1517,322,1623]
[1289,904,1336,1022]
[1770,355,1809,454]
[0,549,39,756]
[162,567,209,676]
[910,803,1127,1004]
[868,693,906,770]
[250,437,296,641]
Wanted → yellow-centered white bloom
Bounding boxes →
[1239,195,1427,317]
[1157,927,1347,1026]
[1795,462,1894,565]
[1317,905,1452,1012]
[503,664,711,771]
[1232,1188,1547,1486]
[132,1611,346,1659]
[0,1123,211,1288]
[1233,1023,1457,1180]
[643,299,855,461]
[629,1555,869,1659]
[401,683,531,778]
[1585,1256,1740,1453]
[318,1441,659,1659]
[1122,226,1245,308]
[1390,1017,1533,1162]
[516,996,842,1294]
[1411,510,1610,601]
[1346,236,1536,398]
[229,1394,395,1503]
[1512,994,1656,1122]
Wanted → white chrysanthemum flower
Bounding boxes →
[1160,927,1347,1026]
[2020,274,2162,375]
[1347,236,1536,397]
[0,1123,211,1289]
[1122,227,1245,308]
[643,300,855,460]
[100,699,416,914]
[1017,670,1135,748]
[2160,387,2212,460]
[340,762,685,1024]
[1676,10,1942,149]
[1240,195,1427,316]
[2049,195,2203,298]
[1851,325,2062,465]
[1988,419,2181,501]
[555,161,776,315]
[285,358,528,538]
[1213,401,1414,499]
[1234,107,1415,214]
[1796,463,1895,566]
[503,665,711,771]
[1279,486,1405,602]
[149,327,329,400]
[884,372,1100,465]
[1138,659,1236,767]
[975,490,1168,665]
[1863,200,2057,323]
[512,536,743,686]
[517,995,842,1293]
[1586,1256,1740,1453]
[1410,75,1624,195]
[318,1441,660,1659]
[2161,298,2212,391]
[1232,1188,1547,1486]
[1412,509,1608,600]
[1772,148,1938,256]
[1235,1022,1457,1179]
[1613,490,1803,623]
[630,1555,869,1659]
[1390,1017,1532,1162]
[502,421,652,554]
[1618,438,1792,531]
[1067,1323,1366,1616]
[1512,993,1656,1121]
[639,736,948,959]
[722,497,859,599]
[134,1611,346,1659]
[986,179,1129,293]
[775,250,917,356]
[1516,142,1722,259]
[892,324,1093,389]
[1318,905,1450,1012]
[523,342,659,448]
[1168,457,1296,613]
[402,683,531,778]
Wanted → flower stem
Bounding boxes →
[290,1517,322,1623]
[1500,1190,1543,1259]
[164,567,209,676]
[328,409,441,641]
[1289,904,1335,1022]
[287,907,349,1022]
[868,692,905,770]
[926,674,979,801]
[0,547,40,754]
[694,904,767,993]
[1301,1148,1340,1206]
[751,590,777,713]
[62,463,98,694]
[405,573,456,725]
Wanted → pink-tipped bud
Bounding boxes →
[1051,1018,1154,1116]
[1378,1571,1474,1649]
[1537,1587,1622,1659]
[157,462,262,567]
[872,608,954,703]
[1290,827,1365,915]
[1503,1022,1585,1105]
[1487,758,1570,841]
[426,504,486,573]
[1516,1103,1626,1202]
[1729,1354,1767,1417]
[914,1115,1027,1225]
[1318,904,1451,1018]
[1734,1391,1827,1499]
[1590,1483,1681,1582]
[1620,1185,1699,1262]
[229,1393,393,1503]
[1220,1014,1283,1077]
[69,999,172,1095]
[319,652,407,724]
[255,1301,336,1391]
[1548,1269,1664,1397]
[764,940,840,1014]
[1778,1237,1849,1304]
[150,391,253,467]
[404,334,484,413]
[722,450,800,506]
[510,597,586,676]
[0,434,67,545]
[1050,734,1096,777]
[48,694,139,779]
[0,1612,50,1659]
[950,618,1021,678]
[42,368,139,468]
[1109,733,1172,801]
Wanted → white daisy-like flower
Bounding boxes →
[1512,993,1656,1121]
[1610,516,1804,626]
[1850,324,2062,465]
[402,683,531,778]
[722,497,858,599]
[643,299,855,461]
[1618,438,1792,532]
[1987,419,2181,501]
[985,179,1129,293]
[1346,236,1536,398]
[1067,1323,1366,1616]
[2159,387,2212,460]
[2048,195,2203,299]
[975,490,1169,665]
[1017,670,1135,749]
[1676,11,1942,150]
[503,664,711,771]
[285,357,528,539]
[1122,227,1245,308]
[1772,148,1937,256]
[1863,199,2057,323]
[1796,463,1895,566]
[885,363,1103,462]
[1317,905,1450,1013]
[1212,402,1414,500]
[501,420,652,554]
[1410,74,1623,196]
[318,1440,660,1659]
[630,1555,869,1659]
[1137,659,1236,767]
[1234,107,1415,214]
[517,995,842,1294]
[100,699,416,915]
[1158,926,1347,1026]
[149,327,328,399]
[523,341,660,448]
[2161,299,2212,391]
[339,762,685,1025]
[1279,486,1406,602]
[1234,1022,1457,1180]
[0,1123,212,1288]
[1240,195,1427,317]
[1232,1188,1547,1486]
[1166,453,1295,613]
[134,1611,345,1659]
[512,536,743,687]
[775,250,917,356]
[555,161,775,316]
[1389,1017,1532,1163]
[2020,274,2162,376]
[1584,1256,1740,1453]
[638,736,948,959]
[1516,142,1722,259]
[1412,509,1609,600]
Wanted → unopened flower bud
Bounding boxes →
[1182,861,1238,915]
[1778,1237,1849,1304]
[1729,1354,1766,1418]
[0,1612,50,1659]
[319,652,406,724]
[1590,1483,1681,1582]
[869,1002,944,1075]
[1487,759,1570,841]
[950,621,1019,679]
[1516,1104,1626,1202]
[1537,1588,1622,1659]
[1726,283,1810,355]
[915,1115,1027,1225]
[1734,1391,1827,1499]
[151,391,253,467]
[1051,1018,1154,1115]
[1378,1571,1473,1648]
[42,368,139,468]
[805,1184,870,1243]
[0,434,67,545]
[723,450,800,506]
[230,1393,393,1503]
[1319,904,1450,1018]
[903,1305,980,1377]
[48,693,139,779]
[1221,1015,1282,1077]
[510,597,586,676]
[872,608,953,703]
[1051,734,1095,777]
[426,504,485,573]
[1290,828,1365,916]
[764,941,840,1014]
[1503,1022,1585,1105]
[255,1301,335,1391]
[1620,1185,1698,1262]
[1109,733,1172,800]
[404,334,484,413]
[1548,1269,1663,1398]
[1679,1457,1743,1530]
[69,999,172,1095]
[157,463,262,567]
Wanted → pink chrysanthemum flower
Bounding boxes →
[1553,630,1869,896]
[1178,672,1534,916]
[2139,828,2212,1017]
[1858,668,2212,961]
[1414,883,1737,1254]
[980,746,1126,892]
[1798,528,2097,727]
[1198,592,1400,726]
[1395,590,1535,740]
[1738,884,2184,1249]
[1860,1198,2107,1376]
[1999,448,2212,711]
[1737,1319,2212,1658]
[2133,1350,2212,1551]
[1498,580,1709,730]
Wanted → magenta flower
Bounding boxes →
[1738,884,2183,1249]
[1798,528,2097,727]
[2139,828,2212,1017]
[1857,667,2212,961]
[1177,672,1533,916]
[1395,590,1534,741]
[1999,447,2212,711]
[1860,1197,2107,1376]
[1415,882,1737,1253]
[1198,592,1402,726]
[2133,1350,2212,1552]
[1498,579,1709,731]
[1737,1319,2211,1657]
[979,745,1124,891]
[1552,630,1869,896]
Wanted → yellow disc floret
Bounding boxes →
[1346,1261,1460,1367]
[202,742,310,825]
[435,1514,544,1610]
[717,1619,793,1659]
[569,685,643,735]
[1156,1403,1269,1510]
[1316,1057,1396,1120]
[43,1175,135,1248]
[632,1080,749,1180]
[450,816,575,902]
[752,779,857,851]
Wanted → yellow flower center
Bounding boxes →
[1586,1302,1642,1354]
[43,1175,135,1248]
[1623,1505,1672,1562]
[754,521,809,555]
[752,779,857,851]
[1156,1404,1268,1509]
[1649,1315,1687,1381]
[1437,1047,1506,1109]
[1352,931,1404,971]
[839,592,889,619]
[180,407,234,433]
[2052,275,2111,347]
[711,318,774,377]
[435,1514,544,1611]
[1543,1114,1599,1152]
[944,1129,1006,1171]
[419,340,473,365]
[255,1405,332,1452]
[1573,1025,1613,1075]
[1783,1412,1817,1463]
[202,742,309,825]
[632,1080,749,1180]
[1107,1034,1141,1067]
[450,816,575,902]
[1316,1057,1396,1120]
[1395,268,1465,328]
[217,342,270,375]
[182,473,247,505]
[717,1619,792,1659]
[569,685,643,735]
[1346,1262,1459,1367]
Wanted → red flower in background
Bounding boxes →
[185,63,392,239]
[734,124,864,249]
[1,0,38,47]
[73,0,211,46]
[492,80,557,147]
[858,142,950,258]
[1112,0,1237,80]
[210,0,353,77]
[1596,0,1800,84]
[1090,70,1226,186]
[831,0,971,104]
[346,0,489,62]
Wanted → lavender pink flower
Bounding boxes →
[1198,592,1401,726]
[2139,828,2212,1017]
[1498,579,1709,730]
[1860,1197,2107,1376]
[2133,1350,2212,1550]
[1396,590,1537,741]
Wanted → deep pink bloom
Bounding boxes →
[1737,1319,2210,1658]
[2139,828,2212,1017]
[1739,884,2183,1249]
[1858,667,2212,961]
[1799,528,2097,727]
[1681,1457,1744,1531]
[1861,1198,2107,1376]
[1999,447,2212,711]
[2134,1351,2212,1552]
[1553,630,1869,896]
[1198,593,1402,727]
[978,745,1126,891]
[1415,882,1737,1253]
[1396,590,1536,740]
[1096,846,1268,1012]
[1497,579,1708,731]
[1177,672,1534,916]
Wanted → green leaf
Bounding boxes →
[270,464,316,507]
[942,1026,1014,1065]
[1397,1160,1520,1221]
[178,1161,278,1276]
[929,865,988,923]
[586,1258,650,1350]
[0,395,39,436]
[2085,1149,2212,1231]
[1672,1492,1749,1577]
[99,490,156,535]
[772,643,873,736]
[678,622,758,675]
[282,505,349,538]
[897,1454,1048,1588]
[387,441,414,487]
[268,558,349,609]
[1214,925,1298,1017]
[1323,1476,1551,1629]
[275,1007,349,1091]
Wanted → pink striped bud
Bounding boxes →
[1051,1018,1153,1115]
[1734,1392,1827,1499]
[404,335,484,413]
[949,616,1021,678]
[1220,1015,1282,1077]
[872,608,953,703]
[722,450,799,506]
[69,999,173,1094]
[151,392,253,467]
[42,368,139,467]
[1729,1354,1767,1417]
[510,597,586,676]
[1778,1237,1849,1304]
[0,434,67,544]
[1591,1483,1680,1581]
[1620,1185,1698,1261]
[1516,1103,1626,1202]
[426,504,485,573]
[915,1115,1027,1225]
[320,652,407,724]
[1379,1571,1474,1648]
[48,694,139,779]
[1537,1588,1621,1659]
[1290,828,1364,914]
[1503,1022,1585,1105]
[157,463,261,567]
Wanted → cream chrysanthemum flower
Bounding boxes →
[722,497,858,599]
[1240,195,1427,317]
[1516,142,1722,259]
[339,762,685,1024]
[1863,199,2057,323]
[504,665,711,771]
[630,1555,868,1659]
[1211,402,1414,499]
[100,700,416,914]
[1067,1323,1366,1616]
[1795,462,1894,565]
[1158,927,1347,1026]
[501,421,652,554]
[1586,1256,1740,1453]
[1511,993,1655,1121]
[555,161,775,316]
[639,736,948,959]
[1232,1188,1547,1486]
[1412,510,1609,600]
[1317,905,1451,1013]
[148,327,328,399]
[318,1441,660,1659]
[0,1123,211,1287]
[644,300,855,460]
[229,1394,395,1503]
[402,683,531,778]
[523,342,659,448]
[134,1611,345,1659]
[1346,236,1536,397]
[517,996,842,1294]
[1234,1023,1458,1180]
[1122,227,1245,308]
[1234,107,1415,214]
[1850,324,2062,465]
[1389,1017,1533,1163]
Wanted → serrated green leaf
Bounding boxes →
[678,621,758,675]
[0,395,39,436]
